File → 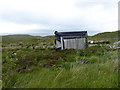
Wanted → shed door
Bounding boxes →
[64,38,85,49]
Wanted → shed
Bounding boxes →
[54,31,88,50]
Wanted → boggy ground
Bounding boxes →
[2,46,118,88]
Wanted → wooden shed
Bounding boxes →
[54,31,88,50]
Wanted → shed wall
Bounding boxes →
[56,40,61,48]
[64,38,85,49]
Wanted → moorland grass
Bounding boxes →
[2,46,118,88]
[2,31,119,88]
[2,31,119,48]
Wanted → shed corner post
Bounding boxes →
[61,37,64,50]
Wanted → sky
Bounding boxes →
[0,0,119,36]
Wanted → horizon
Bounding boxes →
[0,30,118,37]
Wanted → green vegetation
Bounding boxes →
[2,31,119,47]
[2,46,118,88]
[88,31,119,44]
[2,35,55,48]
[2,31,119,88]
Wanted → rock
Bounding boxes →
[90,41,94,44]
[14,53,17,55]
[113,41,120,49]
[35,46,38,48]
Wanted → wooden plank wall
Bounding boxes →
[64,38,85,49]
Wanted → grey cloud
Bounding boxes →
[1,10,89,31]
[0,0,117,36]
[1,10,52,25]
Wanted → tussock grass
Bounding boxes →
[2,32,119,88]
[2,46,118,88]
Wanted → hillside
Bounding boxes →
[2,35,55,47]
[88,31,119,44]
[2,31,119,47]
[1,31,119,88]
[92,31,119,38]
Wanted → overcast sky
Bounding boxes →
[0,0,119,36]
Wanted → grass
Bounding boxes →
[1,31,119,88]
[2,31,119,47]
[88,31,119,44]
[2,46,118,88]
[2,35,55,48]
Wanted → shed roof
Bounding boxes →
[55,31,87,37]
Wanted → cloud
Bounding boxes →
[0,0,118,36]
[0,21,48,33]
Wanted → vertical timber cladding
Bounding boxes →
[64,38,86,49]
[54,31,88,50]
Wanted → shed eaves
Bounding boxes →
[55,31,87,37]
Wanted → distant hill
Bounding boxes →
[2,34,55,47]
[2,31,119,46]
[88,31,119,44]
[91,31,119,38]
